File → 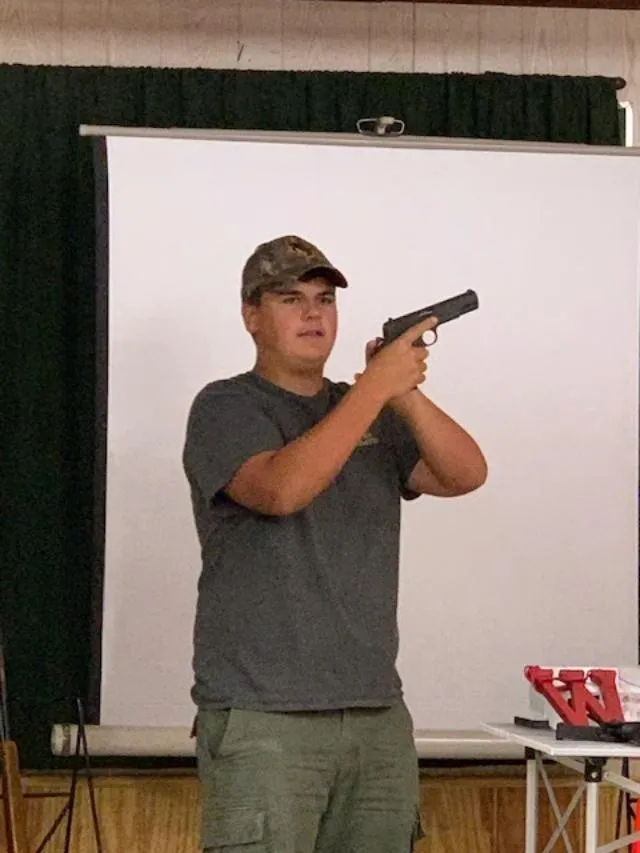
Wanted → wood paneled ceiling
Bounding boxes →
[320,0,640,10]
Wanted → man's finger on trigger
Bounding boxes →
[416,314,439,332]
[400,314,439,339]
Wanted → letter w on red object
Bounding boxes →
[525,666,624,726]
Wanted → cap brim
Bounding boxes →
[298,264,348,289]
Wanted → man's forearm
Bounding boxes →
[393,390,488,493]
[259,378,385,514]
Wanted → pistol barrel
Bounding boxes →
[382,289,478,343]
[431,289,478,324]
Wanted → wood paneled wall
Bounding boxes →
[0,0,637,76]
[0,0,638,136]
[0,767,630,853]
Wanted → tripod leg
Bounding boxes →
[76,700,103,853]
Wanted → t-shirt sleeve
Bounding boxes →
[382,408,422,501]
[182,383,284,501]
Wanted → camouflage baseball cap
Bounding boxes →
[241,235,348,302]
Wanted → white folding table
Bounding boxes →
[482,722,640,853]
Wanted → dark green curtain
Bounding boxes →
[0,64,622,769]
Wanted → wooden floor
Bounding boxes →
[0,765,630,853]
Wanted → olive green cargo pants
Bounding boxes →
[196,700,424,853]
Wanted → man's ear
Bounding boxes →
[242,301,259,335]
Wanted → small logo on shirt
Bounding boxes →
[358,431,379,447]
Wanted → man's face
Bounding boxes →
[242,277,338,369]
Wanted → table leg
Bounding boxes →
[525,748,539,853]
[584,782,599,853]
[584,758,605,853]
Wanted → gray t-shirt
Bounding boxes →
[182,371,422,712]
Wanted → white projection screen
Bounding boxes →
[89,128,640,743]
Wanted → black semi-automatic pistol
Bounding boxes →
[381,289,479,347]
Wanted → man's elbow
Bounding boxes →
[455,475,486,496]
[225,453,309,516]
[260,490,300,516]
[436,458,488,497]
[243,482,310,517]
[454,459,488,495]
[266,484,317,516]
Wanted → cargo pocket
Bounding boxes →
[410,808,426,851]
[202,806,267,852]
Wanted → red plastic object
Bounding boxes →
[524,666,624,726]
[632,802,640,853]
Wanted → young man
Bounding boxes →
[182,235,487,853]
